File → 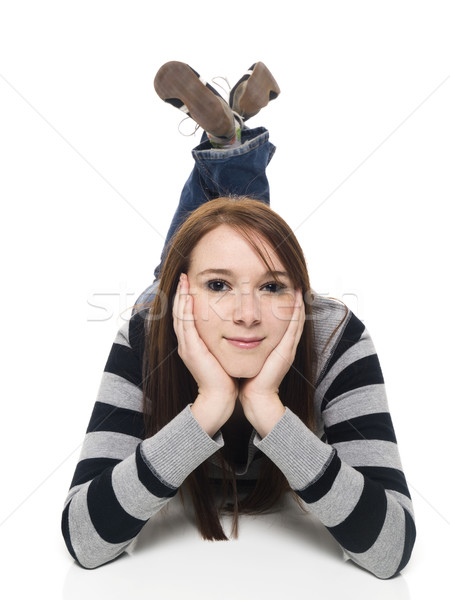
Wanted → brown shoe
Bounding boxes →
[229,62,280,121]
[154,61,237,143]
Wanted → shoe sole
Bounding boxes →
[235,62,281,119]
[154,61,235,140]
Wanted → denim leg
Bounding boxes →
[156,126,275,278]
[133,127,276,314]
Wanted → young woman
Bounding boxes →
[62,62,416,578]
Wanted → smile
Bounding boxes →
[225,337,264,349]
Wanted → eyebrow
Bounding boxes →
[197,268,290,278]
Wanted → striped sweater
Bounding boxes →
[62,294,415,577]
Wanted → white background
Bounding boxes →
[1,1,449,598]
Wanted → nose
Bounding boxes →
[233,289,261,325]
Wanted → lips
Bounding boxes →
[225,337,264,349]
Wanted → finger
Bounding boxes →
[275,290,304,362]
[173,273,189,319]
[173,275,189,347]
[180,275,195,325]
[172,282,184,350]
[292,290,305,346]
[291,298,305,357]
[179,277,204,360]
[284,290,304,338]
[182,290,196,329]
[172,279,181,321]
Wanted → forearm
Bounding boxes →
[239,394,286,439]
[62,406,223,569]
[254,408,415,579]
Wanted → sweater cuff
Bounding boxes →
[253,407,333,491]
[140,405,224,489]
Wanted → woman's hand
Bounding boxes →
[239,290,305,438]
[173,273,238,437]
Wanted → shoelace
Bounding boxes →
[211,75,231,97]
[177,116,201,137]
[177,75,242,137]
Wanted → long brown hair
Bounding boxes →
[141,196,316,540]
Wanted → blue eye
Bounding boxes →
[207,280,230,292]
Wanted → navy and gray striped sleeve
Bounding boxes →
[62,313,223,569]
[255,311,415,579]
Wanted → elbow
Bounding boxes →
[61,528,129,570]
[387,509,416,579]
[61,499,131,570]
[68,551,126,571]
[346,507,416,580]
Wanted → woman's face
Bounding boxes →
[186,225,298,378]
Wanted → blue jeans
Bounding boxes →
[133,126,275,313]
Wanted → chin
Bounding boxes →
[224,362,263,380]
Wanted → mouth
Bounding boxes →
[224,337,264,349]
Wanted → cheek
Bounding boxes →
[270,321,290,348]
[191,295,226,348]
[261,294,295,326]
[193,293,234,325]
[192,298,210,335]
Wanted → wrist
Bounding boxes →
[190,394,235,438]
[241,394,285,438]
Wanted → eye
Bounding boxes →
[261,282,287,293]
[207,279,230,292]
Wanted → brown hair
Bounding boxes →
[141,196,317,540]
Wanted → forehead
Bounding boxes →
[189,224,284,271]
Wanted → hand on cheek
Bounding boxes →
[239,290,305,438]
[173,273,238,437]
